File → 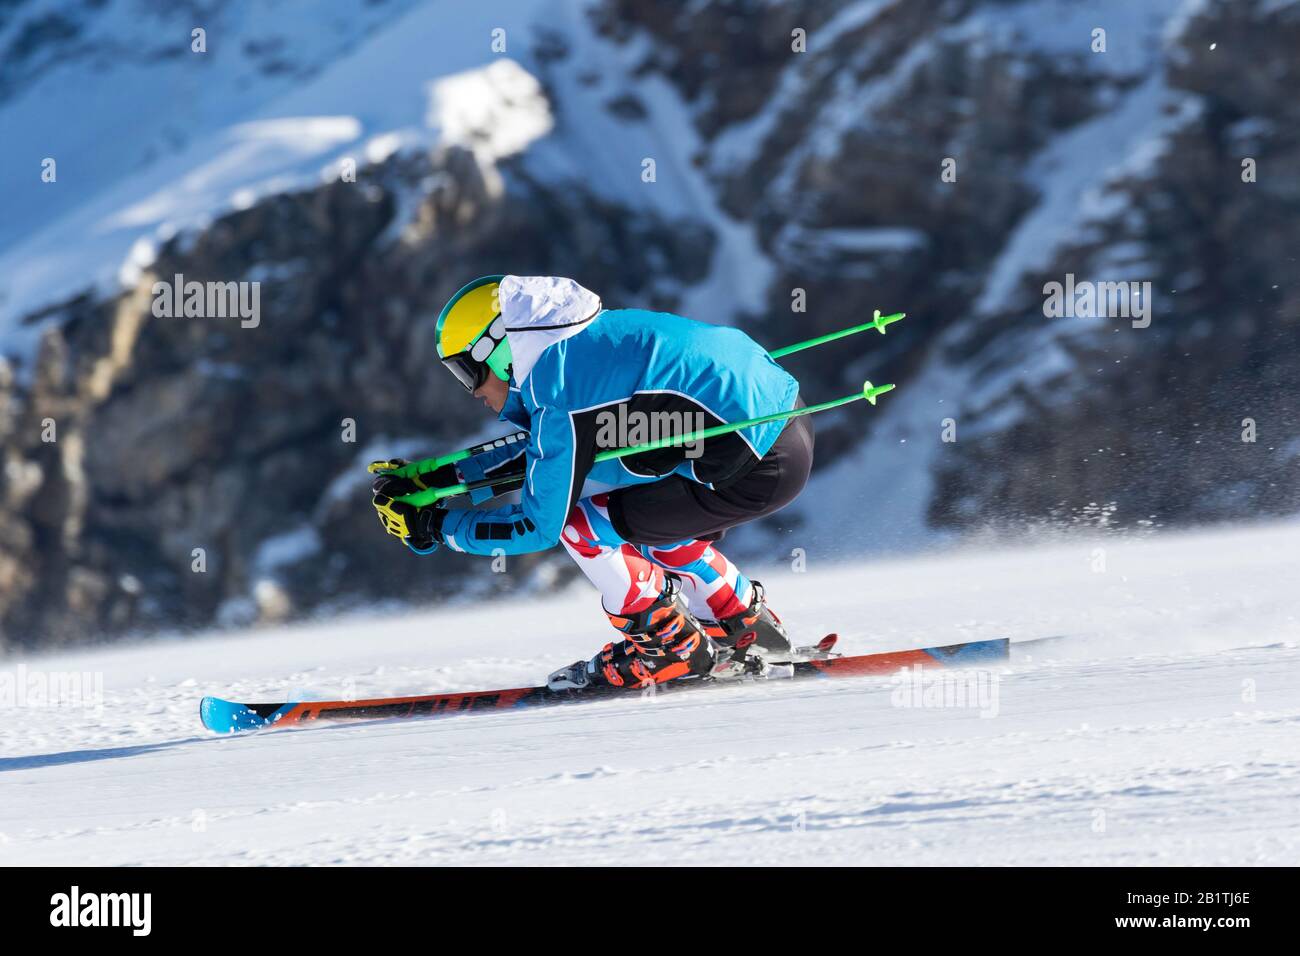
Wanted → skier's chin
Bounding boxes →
[473,377,508,413]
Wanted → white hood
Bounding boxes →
[499,275,602,382]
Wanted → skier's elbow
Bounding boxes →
[516,525,565,555]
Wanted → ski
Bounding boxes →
[200,636,1008,734]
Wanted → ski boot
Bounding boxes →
[547,579,717,691]
[700,581,796,680]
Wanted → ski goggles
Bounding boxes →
[439,315,510,392]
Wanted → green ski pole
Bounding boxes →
[394,380,896,508]
[768,309,904,358]
[385,310,904,480]
[388,431,530,476]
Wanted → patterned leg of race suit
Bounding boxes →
[560,494,752,620]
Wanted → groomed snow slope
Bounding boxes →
[2,521,1298,865]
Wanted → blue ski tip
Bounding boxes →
[200,696,270,734]
[923,638,1009,665]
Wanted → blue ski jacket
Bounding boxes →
[437,276,800,556]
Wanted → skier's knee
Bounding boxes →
[561,499,625,556]
[642,539,711,568]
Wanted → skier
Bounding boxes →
[370,275,814,690]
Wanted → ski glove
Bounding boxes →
[369,459,451,554]
[367,458,458,498]
[371,493,447,554]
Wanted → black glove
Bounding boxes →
[371,493,447,552]
[368,458,458,498]
[369,458,452,552]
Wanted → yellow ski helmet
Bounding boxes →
[435,275,512,391]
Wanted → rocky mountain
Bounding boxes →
[0,0,1296,649]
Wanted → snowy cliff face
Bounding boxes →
[603,0,1300,543]
[926,0,1300,532]
[0,0,723,648]
[0,0,1297,647]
